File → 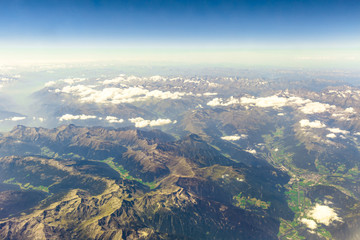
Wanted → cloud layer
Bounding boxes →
[54,85,191,104]
[207,95,338,115]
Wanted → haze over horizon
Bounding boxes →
[0,0,359,68]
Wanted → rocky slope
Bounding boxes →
[0,125,293,239]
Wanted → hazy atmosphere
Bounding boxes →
[1,0,359,67]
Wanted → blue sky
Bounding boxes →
[0,0,359,66]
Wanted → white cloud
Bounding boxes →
[299,119,326,128]
[326,133,337,138]
[345,107,355,113]
[327,128,349,135]
[34,117,45,122]
[56,85,190,104]
[62,77,86,85]
[301,218,317,230]
[240,96,310,108]
[300,102,335,114]
[184,79,200,84]
[145,89,187,100]
[59,114,97,121]
[129,117,150,128]
[308,204,342,226]
[127,75,141,81]
[207,96,240,106]
[129,117,174,128]
[149,118,173,126]
[211,94,338,116]
[57,85,97,97]
[245,149,257,154]
[221,135,240,141]
[102,76,126,85]
[4,116,26,121]
[44,81,57,87]
[207,82,220,87]
[354,132,360,136]
[105,116,124,123]
[221,134,247,141]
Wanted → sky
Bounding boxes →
[0,0,359,67]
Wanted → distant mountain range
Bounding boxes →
[0,73,360,239]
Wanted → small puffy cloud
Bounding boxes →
[354,132,360,136]
[300,102,335,114]
[207,82,220,87]
[221,135,240,141]
[103,76,126,85]
[240,96,309,108]
[326,133,337,138]
[327,128,349,135]
[301,218,317,230]
[129,117,174,128]
[235,94,338,115]
[203,92,218,96]
[145,89,186,100]
[308,204,342,226]
[245,149,257,154]
[207,96,240,106]
[33,117,45,122]
[46,78,86,87]
[184,79,200,84]
[59,114,97,121]
[149,118,173,126]
[299,119,326,128]
[345,107,355,113]
[4,116,26,121]
[57,85,97,97]
[105,116,124,123]
[44,81,56,87]
[207,98,222,106]
[62,77,86,85]
[241,96,287,108]
[221,134,247,141]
